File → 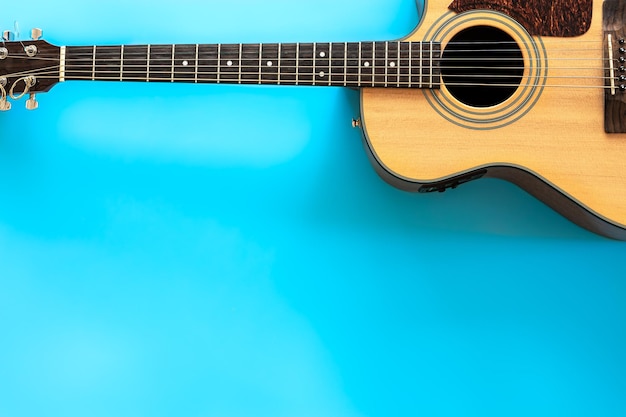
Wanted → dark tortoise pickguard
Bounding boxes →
[448,0,593,37]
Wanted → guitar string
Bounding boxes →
[3,53,618,65]
[3,62,617,76]
[0,39,615,45]
[3,53,619,66]
[3,66,620,90]
[17,66,615,80]
[0,40,614,56]
[47,45,614,55]
[2,52,614,67]
[72,45,609,52]
[2,60,615,76]
[43,46,613,56]
[0,38,613,56]
[39,40,613,47]
[2,66,615,79]
[0,41,616,56]
[52,49,610,56]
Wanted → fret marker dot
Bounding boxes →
[390,61,396,67]
[182,60,189,66]
[364,61,370,67]
[227,60,233,66]
[320,52,326,58]
[319,71,325,78]
[267,61,273,67]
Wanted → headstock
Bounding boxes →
[1,28,61,111]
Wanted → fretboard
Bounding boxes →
[64,42,441,88]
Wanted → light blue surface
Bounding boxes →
[1,1,625,416]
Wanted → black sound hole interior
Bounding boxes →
[441,26,524,108]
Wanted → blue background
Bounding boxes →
[1,1,625,416]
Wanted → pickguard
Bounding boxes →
[448,0,593,36]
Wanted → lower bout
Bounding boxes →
[361,137,626,240]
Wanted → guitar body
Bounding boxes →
[361,0,626,239]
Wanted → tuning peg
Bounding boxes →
[2,30,13,41]
[25,93,38,110]
[0,99,11,111]
[31,28,42,41]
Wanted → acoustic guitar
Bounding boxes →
[1,0,625,239]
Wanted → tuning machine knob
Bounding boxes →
[0,77,9,111]
[25,93,38,110]
[2,30,13,41]
[31,28,42,41]
[21,28,43,57]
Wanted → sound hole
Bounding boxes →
[441,26,524,107]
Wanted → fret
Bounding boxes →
[198,44,218,83]
[420,42,430,89]
[258,43,263,84]
[428,41,433,88]
[409,42,422,88]
[327,43,332,86]
[346,42,359,87]
[238,43,243,84]
[396,41,402,88]
[146,45,150,81]
[344,42,348,86]
[120,45,124,81]
[261,44,279,84]
[313,43,317,85]
[314,43,330,85]
[64,46,96,81]
[387,41,399,87]
[330,42,345,86]
[360,42,373,87]
[241,43,260,85]
[399,42,410,88]
[371,42,376,87]
[298,43,314,84]
[92,45,96,80]
[217,44,221,83]
[194,44,199,83]
[123,45,148,81]
[220,43,240,83]
[374,41,386,87]
[295,43,300,85]
[314,42,330,86]
[383,43,389,87]
[357,42,362,87]
[95,46,122,80]
[278,43,282,85]
[173,44,196,82]
[280,43,298,85]
[405,42,411,88]
[420,42,424,88]
[149,45,173,81]
[431,42,442,88]
[171,45,175,82]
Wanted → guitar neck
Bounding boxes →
[64,41,442,88]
